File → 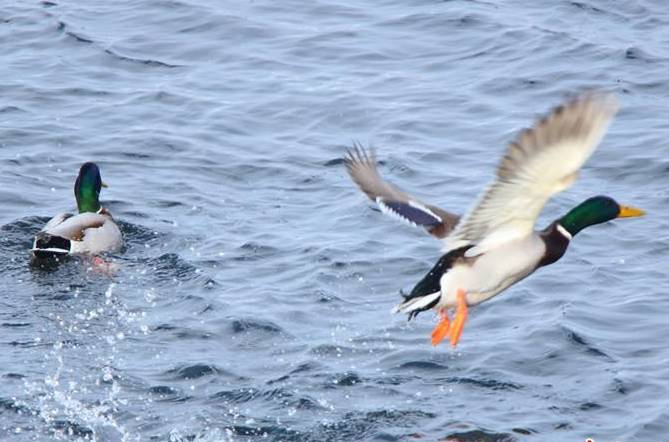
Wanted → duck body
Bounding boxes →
[31,162,123,259]
[33,210,122,258]
[439,234,546,307]
[402,221,569,317]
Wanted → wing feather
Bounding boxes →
[445,93,618,255]
[41,213,73,231]
[344,143,460,239]
[44,212,107,241]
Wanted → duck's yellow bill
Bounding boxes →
[618,205,645,218]
[101,181,109,188]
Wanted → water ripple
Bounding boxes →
[1,0,667,440]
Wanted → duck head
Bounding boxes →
[74,162,106,213]
[558,195,645,237]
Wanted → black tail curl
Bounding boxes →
[31,233,71,259]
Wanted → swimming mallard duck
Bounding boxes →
[31,162,123,259]
[345,93,644,347]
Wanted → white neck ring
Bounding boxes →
[557,224,573,240]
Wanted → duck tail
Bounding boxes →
[31,233,71,258]
[392,291,441,321]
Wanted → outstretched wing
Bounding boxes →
[344,143,460,239]
[445,93,618,256]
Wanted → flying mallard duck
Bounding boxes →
[345,93,644,348]
[31,162,123,259]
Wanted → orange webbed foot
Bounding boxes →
[448,289,468,347]
[86,256,119,276]
[430,308,451,346]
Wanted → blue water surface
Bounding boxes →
[1,1,668,440]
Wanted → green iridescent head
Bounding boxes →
[74,162,106,213]
[558,195,645,237]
